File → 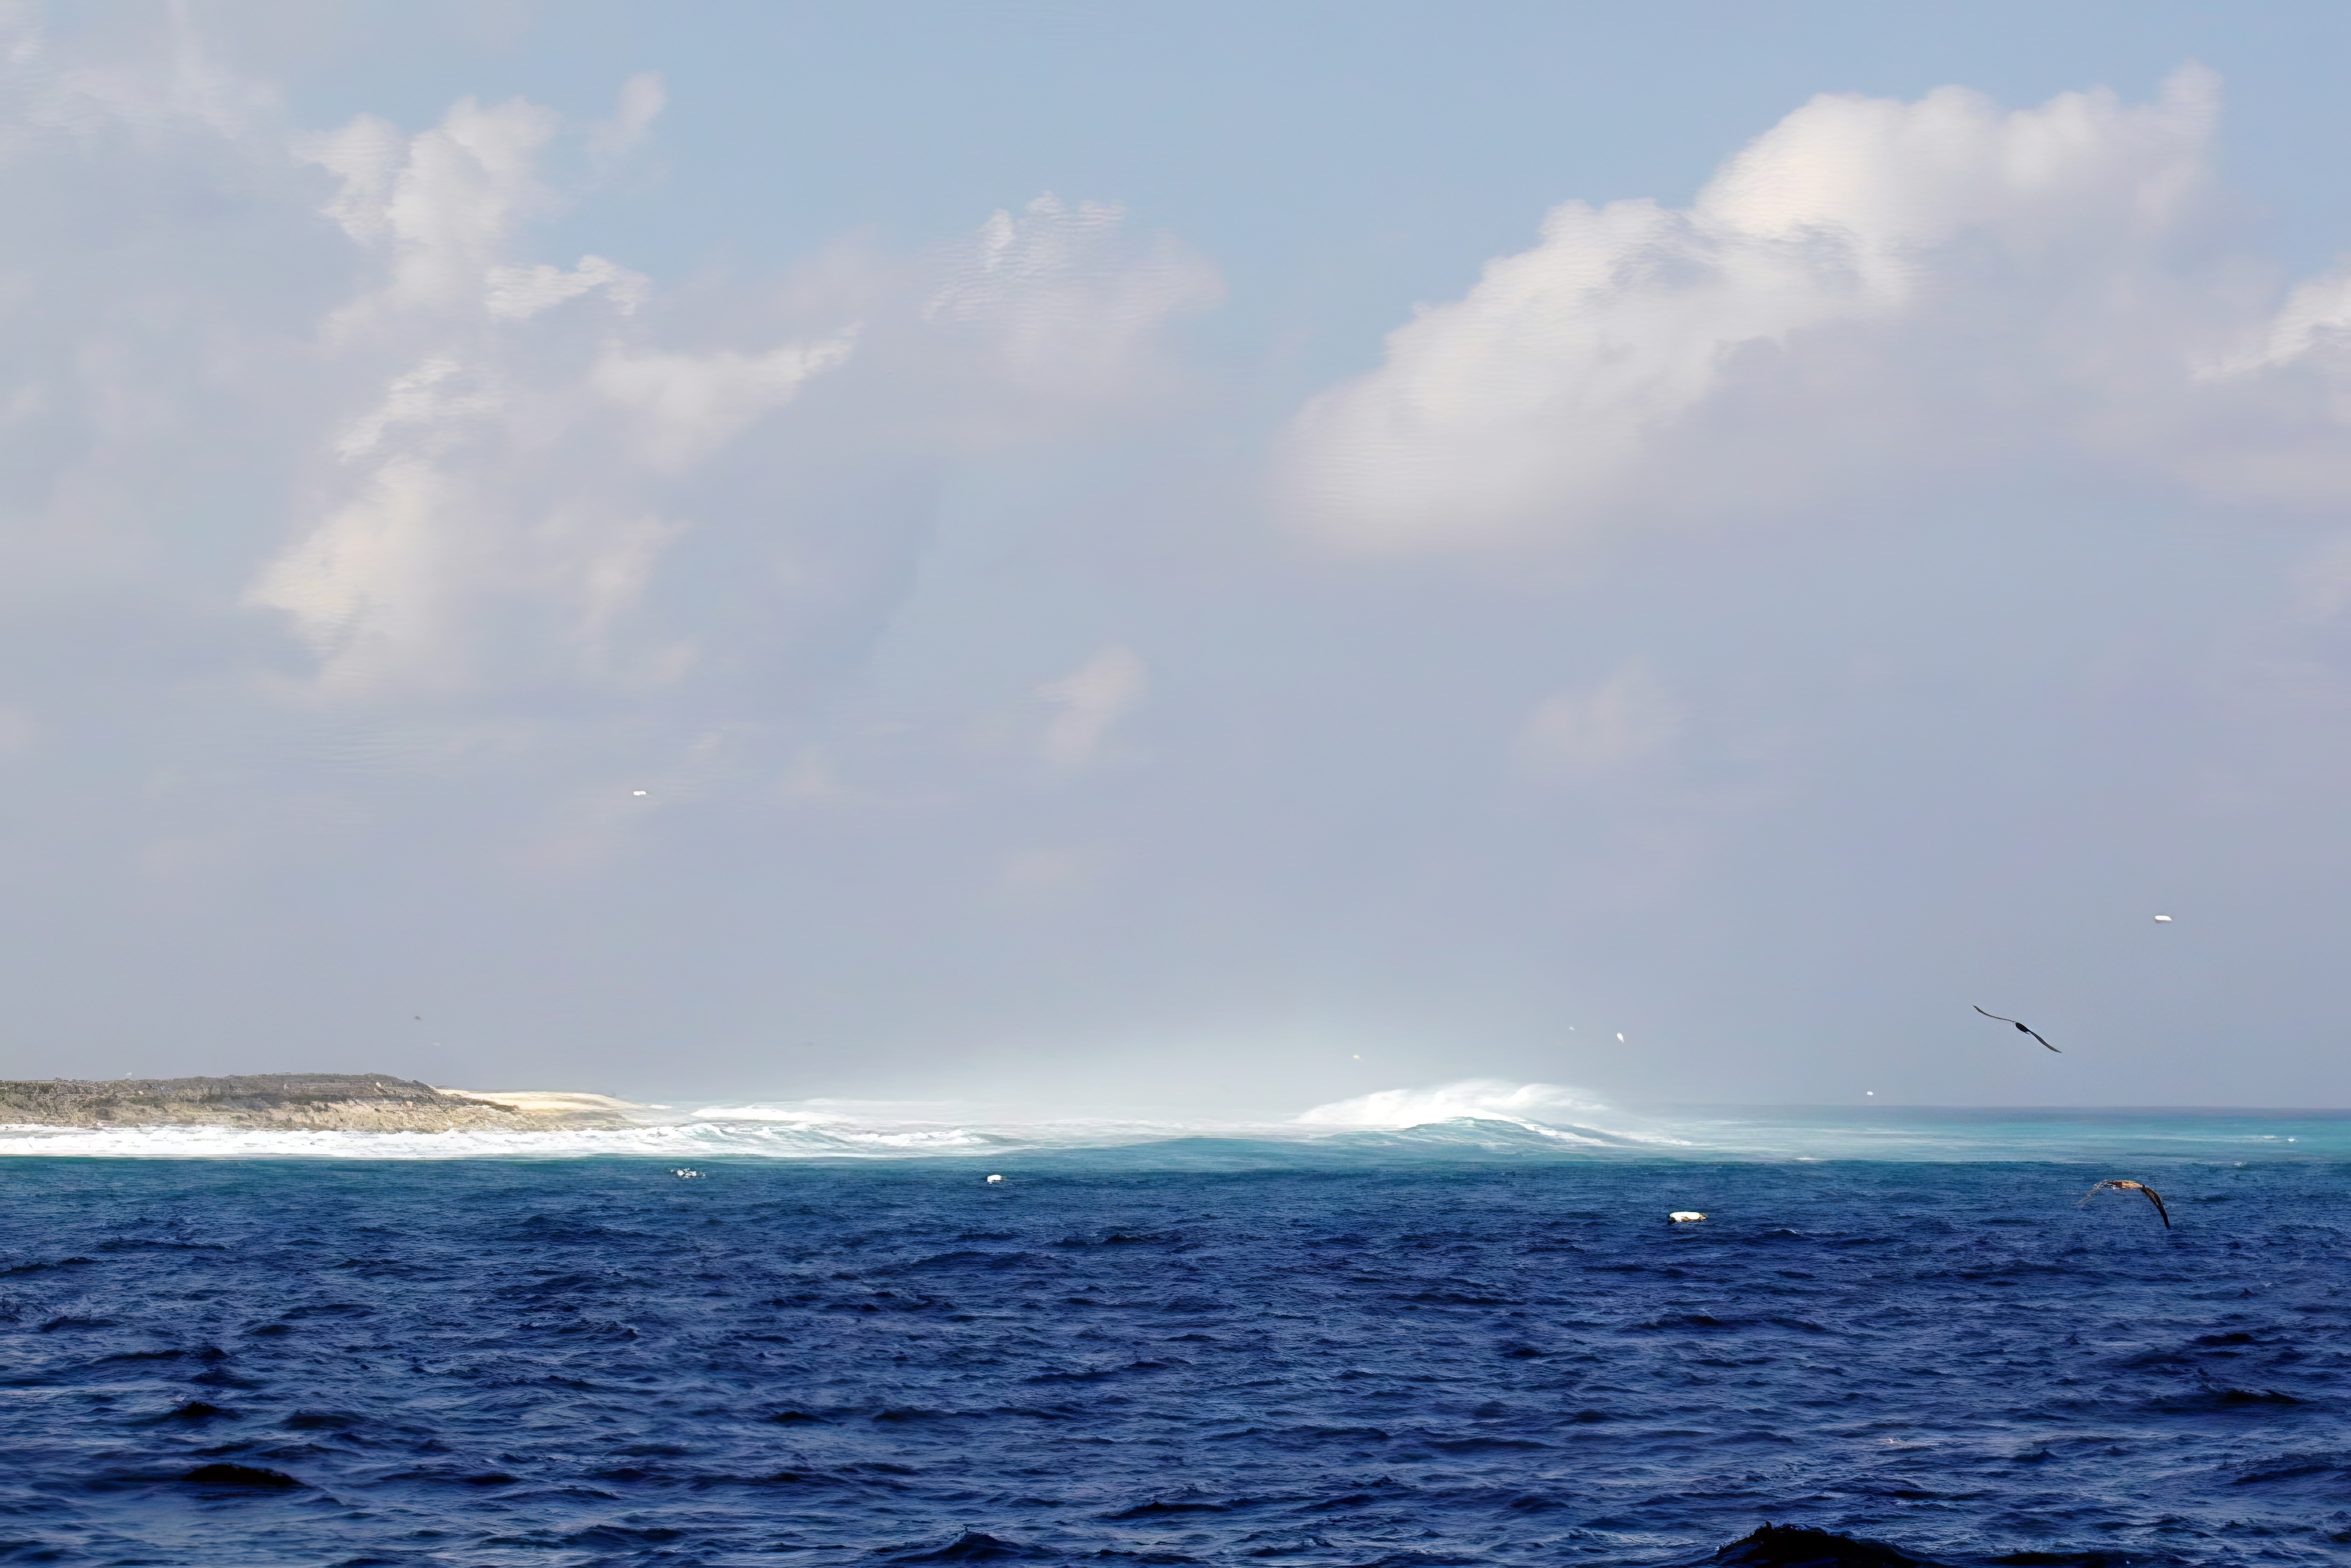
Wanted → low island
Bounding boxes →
[0,1074,638,1131]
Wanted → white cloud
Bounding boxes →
[253,86,779,698]
[587,71,665,166]
[1036,644,1146,767]
[229,90,1218,707]
[1281,69,2225,550]
[9,16,2351,1109]
[1516,666,1681,779]
[486,256,649,320]
[589,333,857,471]
[302,96,564,335]
[329,356,498,461]
[927,193,1222,400]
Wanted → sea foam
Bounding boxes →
[0,1084,2345,1161]
[0,1079,1667,1161]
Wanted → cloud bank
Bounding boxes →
[1278,66,2351,551]
[6,21,2351,1111]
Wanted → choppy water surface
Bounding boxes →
[4,1151,2349,1566]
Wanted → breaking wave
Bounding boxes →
[0,1078,1675,1162]
[0,1081,2345,1161]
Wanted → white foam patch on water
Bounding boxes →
[0,1120,912,1161]
[1292,1079,1688,1149]
[2,1087,2340,1161]
[1295,1079,1616,1130]
[0,1080,1688,1160]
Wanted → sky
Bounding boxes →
[6,1,2351,1110]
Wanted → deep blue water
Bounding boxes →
[4,1156,2349,1566]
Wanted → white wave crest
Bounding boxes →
[0,1081,1687,1160]
[0,1119,985,1161]
[1295,1078,1612,1130]
[2,1097,2330,1162]
[0,1105,1218,1161]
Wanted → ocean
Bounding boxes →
[2,1097,2347,1566]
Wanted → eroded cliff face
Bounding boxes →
[0,1074,631,1131]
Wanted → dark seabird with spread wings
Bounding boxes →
[1974,1005,2058,1052]
[2081,1178,2170,1228]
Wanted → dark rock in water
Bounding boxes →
[181,1462,303,1489]
[1709,1524,1948,1567]
[0,1073,628,1131]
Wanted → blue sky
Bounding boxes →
[9,1,2351,1111]
[234,3,2351,350]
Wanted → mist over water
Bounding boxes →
[6,1082,2346,1163]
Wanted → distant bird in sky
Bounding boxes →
[2081,1178,2170,1228]
[2154,914,2173,922]
[1974,1006,2058,1052]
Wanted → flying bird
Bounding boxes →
[2081,1178,2169,1229]
[1974,1005,2058,1052]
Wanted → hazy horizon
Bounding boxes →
[6,3,2351,1112]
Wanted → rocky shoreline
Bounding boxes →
[0,1074,635,1131]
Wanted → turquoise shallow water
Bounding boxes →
[4,1100,2347,1166]
[0,1111,2347,1566]
[1627,1106,2351,1164]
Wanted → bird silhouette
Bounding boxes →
[1974,1005,2058,1052]
[2081,1178,2169,1229]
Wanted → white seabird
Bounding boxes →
[985,1173,1005,1184]
[1668,1211,1705,1223]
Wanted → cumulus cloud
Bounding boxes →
[587,71,665,166]
[588,335,857,471]
[1281,68,2236,549]
[238,90,883,699]
[301,98,567,333]
[485,257,648,320]
[19,14,2351,1114]
[218,89,1212,705]
[926,193,1222,408]
[1036,644,1146,767]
